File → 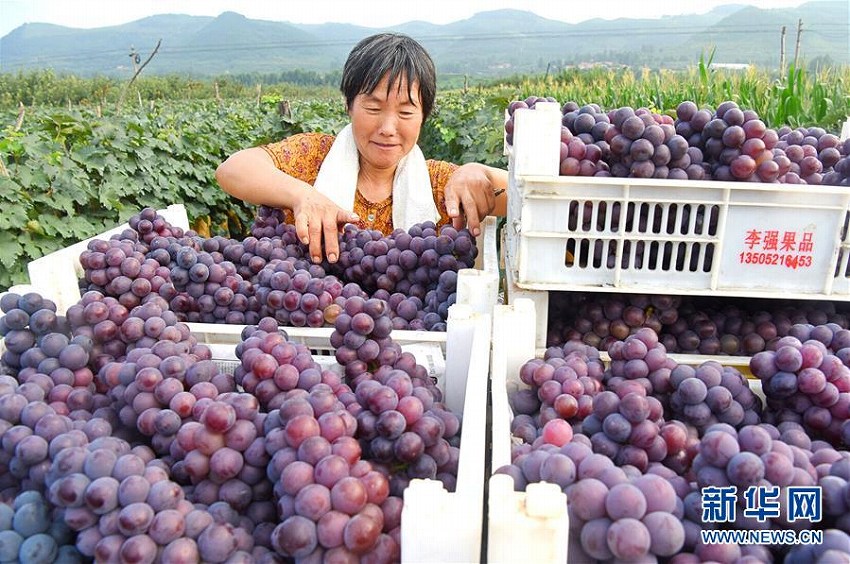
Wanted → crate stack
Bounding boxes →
[490,106,850,562]
[504,104,850,351]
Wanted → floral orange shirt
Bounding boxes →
[260,133,458,235]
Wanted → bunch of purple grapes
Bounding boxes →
[234,318,345,412]
[750,330,850,445]
[0,292,113,425]
[331,297,400,382]
[352,364,463,495]
[329,298,461,494]
[65,290,190,369]
[80,225,259,323]
[602,328,676,398]
[167,392,272,523]
[263,384,402,561]
[823,138,850,187]
[560,102,611,144]
[0,378,87,497]
[68,292,240,453]
[254,258,348,328]
[331,222,478,330]
[776,125,845,185]
[78,236,170,312]
[77,209,249,322]
[572,464,687,561]
[668,361,762,433]
[568,331,674,471]
[153,240,264,326]
[548,292,677,352]
[234,319,403,560]
[0,489,81,563]
[128,208,186,245]
[603,106,699,180]
[675,100,785,183]
[0,292,70,376]
[510,343,604,442]
[557,102,610,177]
[43,432,264,562]
[77,208,297,326]
[581,387,667,473]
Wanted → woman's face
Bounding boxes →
[349,73,424,174]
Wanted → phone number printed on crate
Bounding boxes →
[738,229,815,270]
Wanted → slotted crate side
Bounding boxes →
[507,106,850,299]
[513,176,850,293]
[26,204,190,315]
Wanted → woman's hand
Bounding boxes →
[443,163,508,236]
[292,190,359,264]
[215,147,358,264]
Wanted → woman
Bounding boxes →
[216,32,507,264]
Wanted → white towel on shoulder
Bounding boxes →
[312,124,440,230]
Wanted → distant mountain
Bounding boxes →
[1,2,846,77]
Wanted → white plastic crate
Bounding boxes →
[507,106,850,300]
[26,204,190,315]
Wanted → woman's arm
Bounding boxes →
[215,147,307,210]
[442,162,508,236]
[216,147,357,263]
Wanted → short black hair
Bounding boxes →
[340,33,437,120]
